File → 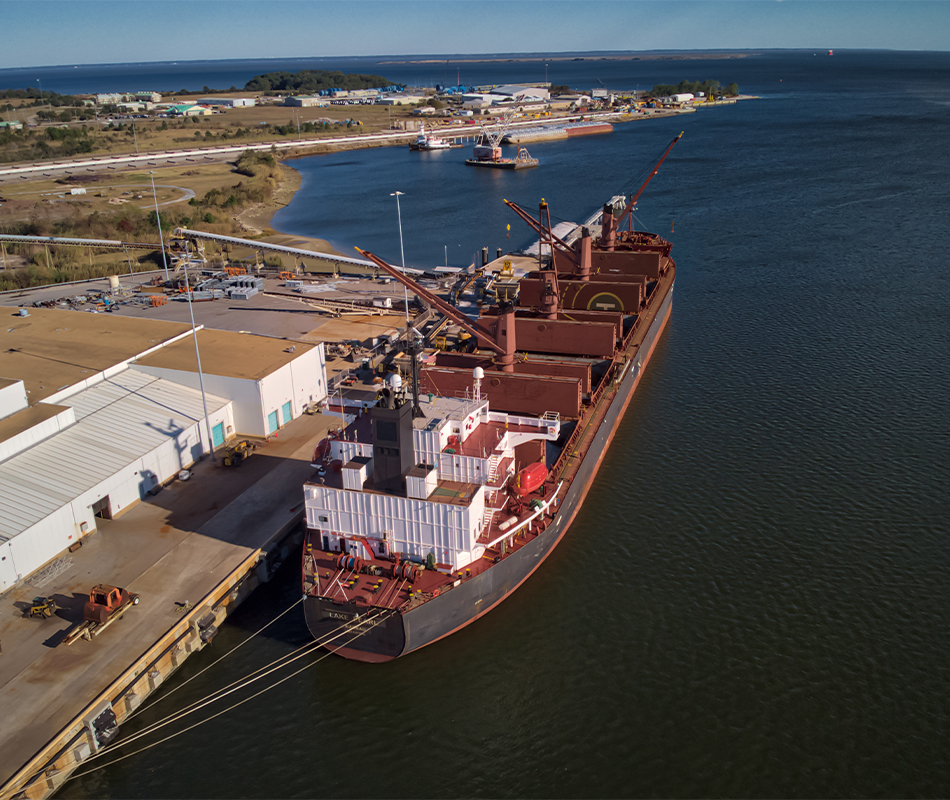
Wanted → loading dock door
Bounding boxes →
[267,410,279,434]
[281,401,292,425]
[91,496,112,520]
[212,422,225,448]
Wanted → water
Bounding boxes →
[57,51,950,798]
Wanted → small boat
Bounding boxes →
[409,125,452,151]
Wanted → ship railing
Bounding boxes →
[549,270,669,479]
[550,358,618,479]
[478,481,562,550]
[486,410,560,437]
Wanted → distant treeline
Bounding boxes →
[0,88,84,107]
[244,70,393,94]
[649,80,739,97]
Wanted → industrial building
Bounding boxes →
[375,95,426,106]
[164,103,214,116]
[0,309,327,592]
[491,85,551,102]
[199,97,256,107]
[94,91,161,105]
[283,96,331,108]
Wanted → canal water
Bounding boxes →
[59,51,950,798]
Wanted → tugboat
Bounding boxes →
[302,134,684,661]
[408,124,452,151]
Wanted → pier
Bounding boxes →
[0,411,339,799]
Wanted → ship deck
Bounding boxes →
[305,255,676,627]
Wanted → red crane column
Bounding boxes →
[538,200,561,319]
[575,227,592,280]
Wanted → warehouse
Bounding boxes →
[198,97,256,107]
[283,96,330,108]
[131,328,326,438]
[0,310,327,591]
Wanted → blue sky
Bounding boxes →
[2,0,948,69]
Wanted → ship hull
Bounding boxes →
[304,279,674,661]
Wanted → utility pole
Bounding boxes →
[150,171,169,282]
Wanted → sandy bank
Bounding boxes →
[236,162,347,258]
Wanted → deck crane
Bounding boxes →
[473,107,519,161]
[356,247,518,373]
[600,131,683,249]
[503,130,684,283]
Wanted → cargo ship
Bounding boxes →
[301,134,683,661]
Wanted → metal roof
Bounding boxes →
[0,369,228,544]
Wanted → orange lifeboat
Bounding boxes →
[513,462,547,497]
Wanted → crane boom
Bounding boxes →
[354,248,506,356]
[615,131,683,229]
[503,199,577,261]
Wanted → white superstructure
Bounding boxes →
[304,394,559,572]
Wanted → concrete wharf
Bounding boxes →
[0,411,340,799]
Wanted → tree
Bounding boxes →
[725,83,739,97]
[244,69,392,94]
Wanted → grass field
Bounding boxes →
[0,154,345,289]
[1,95,442,162]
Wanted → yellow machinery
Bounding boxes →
[223,440,256,467]
[28,597,57,619]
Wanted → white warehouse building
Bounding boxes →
[0,310,327,591]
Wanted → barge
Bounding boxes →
[465,145,538,170]
[302,134,683,661]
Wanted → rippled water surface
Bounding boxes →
[60,51,950,799]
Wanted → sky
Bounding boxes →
[1,0,948,69]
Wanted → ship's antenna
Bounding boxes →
[407,324,425,418]
[473,366,484,402]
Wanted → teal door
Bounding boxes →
[282,401,292,425]
[267,410,279,434]
[211,422,225,448]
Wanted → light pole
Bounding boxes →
[390,191,410,327]
[182,267,216,462]
[36,79,45,122]
[149,171,169,282]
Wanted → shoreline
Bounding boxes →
[236,161,348,258]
